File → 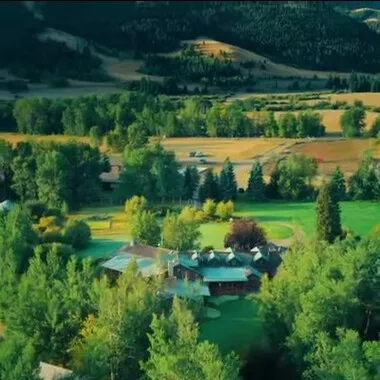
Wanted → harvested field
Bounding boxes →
[292,139,380,176]
[268,110,379,133]
[161,137,285,161]
[319,92,380,107]
[0,132,89,146]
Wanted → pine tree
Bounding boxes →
[316,183,342,243]
[199,169,220,202]
[246,161,265,201]
[219,158,238,201]
[182,166,200,200]
[330,166,346,201]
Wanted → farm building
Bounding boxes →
[101,242,285,297]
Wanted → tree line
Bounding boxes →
[5,93,329,147]
[326,71,380,92]
[0,139,109,209]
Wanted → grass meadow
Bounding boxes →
[72,200,379,258]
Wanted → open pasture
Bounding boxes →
[161,137,286,161]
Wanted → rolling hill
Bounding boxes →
[31,1,380,72]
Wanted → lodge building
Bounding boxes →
[102,242,286,297]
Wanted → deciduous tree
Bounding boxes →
[224,218,267,251]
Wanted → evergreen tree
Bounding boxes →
[198,169,220,202]
[246,161,265,201]
[182,166,200,200]
[219,158,238,201]
[330,166,346,201]
[316,183,342,243]
[349,71,359,92]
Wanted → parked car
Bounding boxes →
[199,158,208,164]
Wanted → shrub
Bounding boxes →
[179,206,205,223]
[202,199,217,219]
[64,219,91,250]
[216,200,234,220]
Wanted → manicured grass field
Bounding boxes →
[199,220,294,249]
[200,298,264,356]
[235,200,380,237]
[73,200,378,256]
[78,238,128,259]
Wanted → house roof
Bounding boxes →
[200,267,250,282]
[121,242,176,260]
[39,362,72,380]
[102,253,160,277]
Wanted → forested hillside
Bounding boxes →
[37,1,380,72]
[0,2,107,83]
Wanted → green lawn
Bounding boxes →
[200,298,264,357]
[78,237,128,259]
[199,222,231,249]
[199,220,293,249]
[235,200,380,237]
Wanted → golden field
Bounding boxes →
[0,132,89,146]
[161,137,286,160]
[292,139,380,176]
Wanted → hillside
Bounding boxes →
[349,8,380,33]
[36,1,380,73]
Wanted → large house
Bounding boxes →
[101,242,286,297]
[168,248,264,296]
